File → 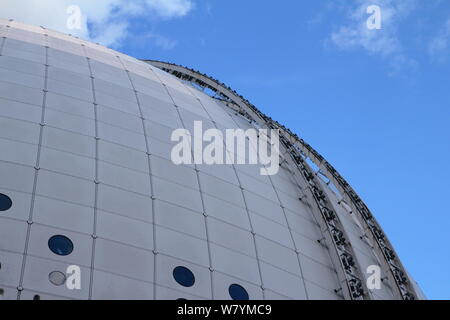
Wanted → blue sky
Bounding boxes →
[1,0,449,299]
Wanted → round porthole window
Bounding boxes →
[48,235,74,256]
[0,193,12,211]
[173,266,195,287]
[229,284,249,300]
[49,271,66,286]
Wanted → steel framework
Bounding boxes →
[143,60,419,300]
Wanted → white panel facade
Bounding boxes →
[0,19,414,300]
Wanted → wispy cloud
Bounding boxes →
[328,0,418,71]
[429,18,450,63]
[0,0,194,48]
[146,33,178,50]
[145,0,193,19]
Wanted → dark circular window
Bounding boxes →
[0,193,12,211]
[48,235,74,256]
[173,266,195,287]
[229,284,249,300]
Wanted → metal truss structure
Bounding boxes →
[143,60,419,300]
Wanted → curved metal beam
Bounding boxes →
[143,59,419,300]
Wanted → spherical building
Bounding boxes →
[0,20,422,300]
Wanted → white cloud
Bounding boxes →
[90,22,129,48]
[0,0,193,48]
[146,0,193,18]
[329,0,417,70]
[429,19,450,63]
[146,33,178,50]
